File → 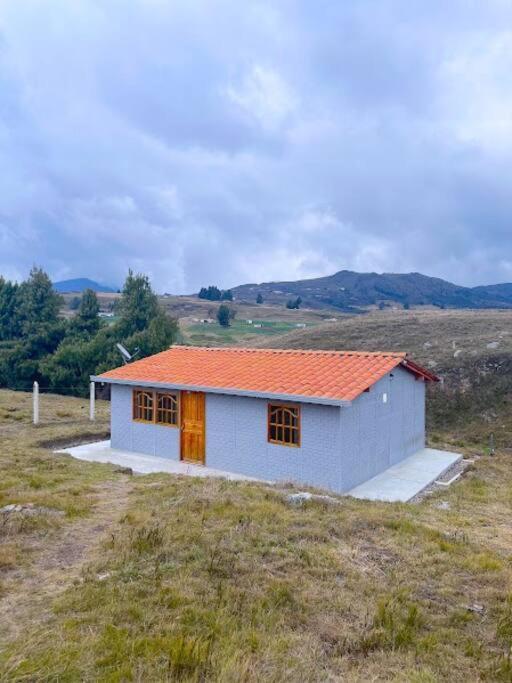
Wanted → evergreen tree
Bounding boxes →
[117,270,158,336]
[40,272,178,395]
[0,268,66,389]
[286,296,302,310]
[16,267,63,335]
[70,289,100,338]
[0,277,20,340]
[198,285,222,301]
[217,304,231,327]
[221,289,233,301]
[256,293,263,304]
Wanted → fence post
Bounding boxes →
[89,381,95,421]
[33,381,39,425]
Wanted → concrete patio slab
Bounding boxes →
[56,441,461,503]
[55,440,264,482]
[348,447,462,502]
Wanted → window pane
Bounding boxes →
[156,393,178,425]
[268,403,300,446]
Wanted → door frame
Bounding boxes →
[179,390,206,464]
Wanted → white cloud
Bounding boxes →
[224,65,298,131]
[1,1,512,292]
[439,32,512,153]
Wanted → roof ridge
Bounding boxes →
[171,345,406,357]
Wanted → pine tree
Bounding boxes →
[217,304,231,327]
[70,289,100,338]
[117,270,158,336]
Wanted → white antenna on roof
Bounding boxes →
[116,343,140,364]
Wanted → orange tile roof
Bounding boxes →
[95,346,437,404]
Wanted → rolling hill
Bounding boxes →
[255,308,512,446]
[231,270,512,311]
[54,278,116,293]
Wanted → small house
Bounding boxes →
[92,346,438,493]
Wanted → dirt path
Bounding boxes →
[0,477,133,647]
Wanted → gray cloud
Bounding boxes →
[1,0,512,291]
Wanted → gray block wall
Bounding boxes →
[205,394,343,491]
[108,366,425,493]
[110,384,180,459]
[339,367,425,491]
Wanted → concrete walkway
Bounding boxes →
[55,440,263,482]
[56,441,462,502]
[348,447,462,502]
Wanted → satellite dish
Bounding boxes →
[116,343,140,364]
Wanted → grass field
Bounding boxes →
[1,389,512,681]
[182,319,317,346]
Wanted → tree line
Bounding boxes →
[198,285,233,301]
[0,268,178,396]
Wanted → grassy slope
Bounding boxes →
[255,309,512,451]
[0,390,512,680]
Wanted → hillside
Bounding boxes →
[54,278,116,293]
[1,389,512,680]
[231,270,512,311]
[255,308,512,447]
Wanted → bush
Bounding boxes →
[217,304,232,327]
[286,296,302,310]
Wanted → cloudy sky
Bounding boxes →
[1,1,512,292]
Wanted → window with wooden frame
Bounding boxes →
[132,390,179,427]
[133,390,154,423]
[268,403,300,447]
[156,392,179,426]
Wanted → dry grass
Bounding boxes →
[0,390,134,646]
[0,389,511,680]
[254,308,512,365]
[255,308,512,451]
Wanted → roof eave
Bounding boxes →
[400,359,440,382]
[91,375,352,407]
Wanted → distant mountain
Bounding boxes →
[231,270,512,311]
[54,278,116,293]
[472,283,512,299]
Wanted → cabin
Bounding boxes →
[92,346,438,494]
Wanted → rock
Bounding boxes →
[97,572,111,581]
[114,466,133,475]
[486,341,499,349]
[287,492,313,505]
[0,504,19,513]
[286,491,340,506]
[466,603,484,614]
[0,503,63,516]
[435,501,451,510]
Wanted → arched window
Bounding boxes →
[156,392,179,426]
[133,390,154,422]
[268,404,300,447]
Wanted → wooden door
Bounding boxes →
[180,391,205,464]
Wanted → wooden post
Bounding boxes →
[33,381,39,425]
[89,381,95,421]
